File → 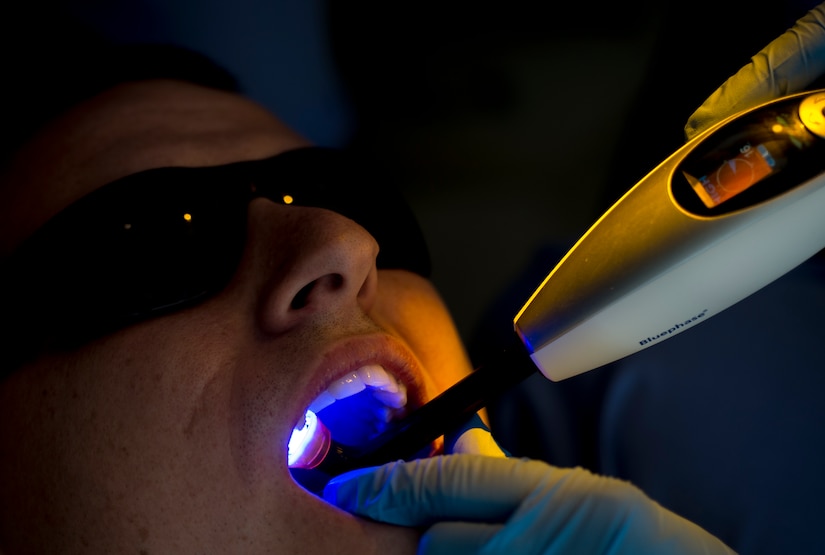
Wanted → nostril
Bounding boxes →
[290,274,345,310]
[290,282,314,310]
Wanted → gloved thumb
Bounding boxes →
[443,413,509,457]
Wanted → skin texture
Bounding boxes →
[0,79,475,554]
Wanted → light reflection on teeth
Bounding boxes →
[327,372,366,399]
[358,364,393,388]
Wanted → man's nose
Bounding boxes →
[252,202,380,334]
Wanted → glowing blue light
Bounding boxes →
[288,409,318,466]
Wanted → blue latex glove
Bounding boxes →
[324,442,736,554]
[686,2,825,140]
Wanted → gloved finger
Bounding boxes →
[449,426,508,457]
[443,413,508,457]
[475,474,738,555]
[323,455,558,525]
[418,522,503,555]
[685,3,825,140]
[323,455,738,554]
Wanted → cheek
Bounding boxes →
[372,271,473,395]
[0,337,239,549]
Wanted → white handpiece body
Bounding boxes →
[515,90,825,381]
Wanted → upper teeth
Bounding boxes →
[308,364,407,414]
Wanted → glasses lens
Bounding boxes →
[3,148,430,368]
[251,148,430,277]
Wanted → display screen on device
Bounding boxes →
[683,142,776,208]
[679,102,818,210]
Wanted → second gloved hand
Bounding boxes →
[324,453,736,555]
[686,2,825,140]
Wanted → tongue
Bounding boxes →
[316,389,396,446]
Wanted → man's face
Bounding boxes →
[0,80,474,554]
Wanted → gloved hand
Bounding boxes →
[686,2,825,140]
[324,433,736,554]
[441,412,509,458]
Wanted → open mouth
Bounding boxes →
[288,362,420,476]
[307,364,410,446]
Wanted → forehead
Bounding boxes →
[0,79,310,257]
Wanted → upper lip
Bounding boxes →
[292,333,430,434]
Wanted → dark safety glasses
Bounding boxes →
[1,147,430,370]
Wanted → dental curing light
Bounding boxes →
[291,89,825,488]
[288,410,332,469]
[515,89,825,380]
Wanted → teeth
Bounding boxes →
[373,388,407,408]
[308,390,336,413]
[327,372,366,398]
[357,364,393,388]
[309,364,408,415]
